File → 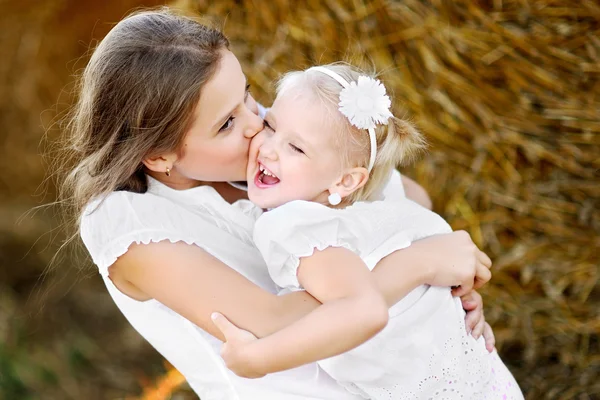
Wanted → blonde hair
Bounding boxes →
[277,63,426,204]
[59,9,229,225]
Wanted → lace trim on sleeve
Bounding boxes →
[95,230,204,278]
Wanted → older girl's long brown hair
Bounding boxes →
[60,8,228,229]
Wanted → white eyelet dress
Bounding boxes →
[80,176,371,400]
[253,199,524,400]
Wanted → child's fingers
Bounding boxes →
[452,282,472,297]
[471,316,485,339]
[464,306,481,334]
[461,292,475,309]
[483,322,496,353]
[461,290,482,310]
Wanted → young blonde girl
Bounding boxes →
[213,64,524,399]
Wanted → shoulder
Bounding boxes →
[80,190,175,243]
[254,201,362,261]
[382,169,406,200]
[255,200,338,237]
[365,198,452,238]
[80,191,160,272]
[80,191,139,243]
[81,190,171,225]
[80,190,216,276]
[258,199,326,218]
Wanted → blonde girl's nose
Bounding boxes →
[259,136,279,161]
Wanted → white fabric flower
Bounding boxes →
[338,76,393,130]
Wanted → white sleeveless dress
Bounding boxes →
[253,199,524,400]
[80,176,373,400]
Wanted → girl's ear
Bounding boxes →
[142,153,178,174]
[329,167,369,199]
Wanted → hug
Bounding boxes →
[63,9,523,400]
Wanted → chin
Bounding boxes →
[248,194,273,209]
[248,190,280,209]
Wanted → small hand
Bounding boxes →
[211,312,265,378]
[461,291,496,352]
[419,230,492,296]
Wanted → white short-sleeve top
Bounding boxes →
[253,198,450,292]
[252,200,502,399]
[80,175,411,400]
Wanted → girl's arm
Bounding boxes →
[212,233,493,378]
[374,230,492,304]
[110,240,320,341]
[111,231,490,342]
[214,247,388,377]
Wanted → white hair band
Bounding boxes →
[307,66,393,172]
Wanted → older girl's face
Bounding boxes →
[170,50,264,184]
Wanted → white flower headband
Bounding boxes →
[308,66,393,172]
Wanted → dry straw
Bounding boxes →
[4,0,595,398]
[166,0,600,398]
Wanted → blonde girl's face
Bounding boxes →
[247,91,344,209]
[169,50,264,183]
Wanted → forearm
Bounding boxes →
[257,290,321,337]
[372,246,430,307]
[268,248,430,334]
[246,294,388,374]
[117,241,324,341]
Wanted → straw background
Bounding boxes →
[0,0,598,399]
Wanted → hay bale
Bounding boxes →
[171,0,599,397]
[2,0,597,398]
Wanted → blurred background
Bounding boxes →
[1,0,598,399]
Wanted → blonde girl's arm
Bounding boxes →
[212,232,493,377]
[214,246,389,377]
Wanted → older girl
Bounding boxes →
[66,9,492,400]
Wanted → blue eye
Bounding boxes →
[219,116,235,132]
[290,144,305,154]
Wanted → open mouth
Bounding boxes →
[254,162,280,188]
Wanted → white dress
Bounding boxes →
[80,176,374,400]
[254,199,524,400]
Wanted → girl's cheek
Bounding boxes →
[250,133,264,151]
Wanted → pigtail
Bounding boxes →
[378,116,427,167]
[352,116,426,202]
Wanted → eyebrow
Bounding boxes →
[211,76,248,131]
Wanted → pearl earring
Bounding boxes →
[328,192,342,206]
